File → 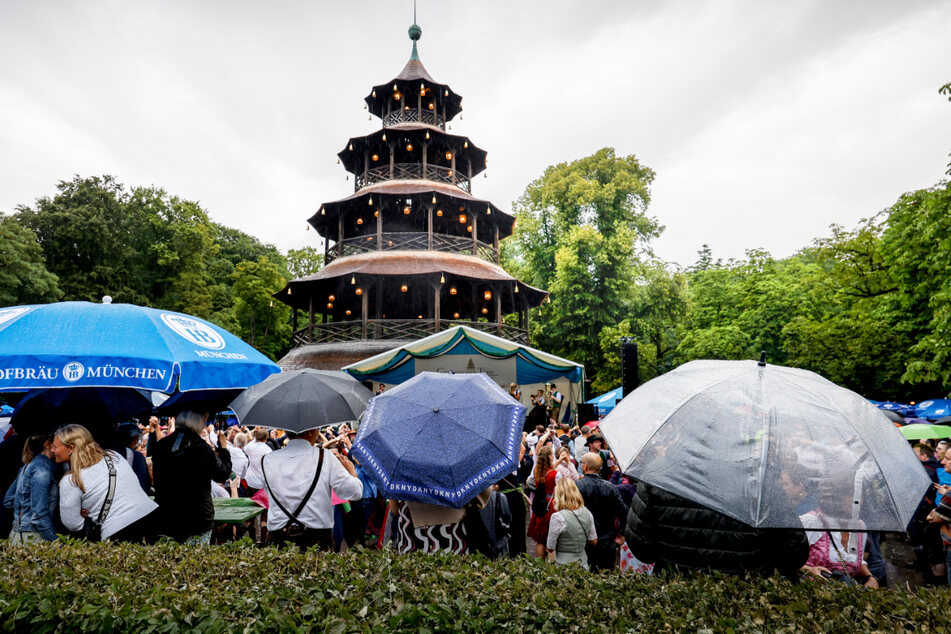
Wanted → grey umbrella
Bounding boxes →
[880,409,905,424]
[229,369,372,433]
[599,359,930,531]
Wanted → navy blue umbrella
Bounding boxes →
[351,372,526,508]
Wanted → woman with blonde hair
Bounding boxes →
[526,445,557,558]
[546,477,597,567]
[52,424,158,542]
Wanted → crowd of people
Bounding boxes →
[0,388,946,588]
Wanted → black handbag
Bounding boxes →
[81,455,117,542]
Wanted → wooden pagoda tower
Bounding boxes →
[276,22,547,370]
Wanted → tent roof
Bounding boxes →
[343,325,584,381]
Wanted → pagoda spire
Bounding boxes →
[408,21,422,62]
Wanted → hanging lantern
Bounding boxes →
[403,206,411,215]
[440,274,445,284]
[356,218,363,225]
[484,290,492,301]
[448,169,453,176]
[444,89,448,96]
[387,240,393,246]
[382,133,387,142]
[306,224,310,230]
[393,84,398,90]
[445,151,453,160]
[425,131,430,140]
[327,303,333,309]
[349,143,353,151]
[269,300,273,307]
[487,207,492,215]
[406,143,413,151]
[373,210,379,217]
[368,197,373,205]
[336,158,340,164]
[481,307,488,315]
[400,284,408,292]
[463,140,468,149]
[458,214,466,223]
[431,195,437,204]
[366,236,373,241]
[394,91,401,100]
[320,207,325,215]
[514,285,519,294]
[351,276,356,285]
[418,315,423,319]
[287,287,292,295]
[428,103,434,110]
[372,154,379,161]
[404,105,410,111]
[467,225,473,233]
[328,294,335,301]
[453,312,460,319]
[345,309,352,316]
[355,287,363,295]
[436,209,443,217]
[449,286,457,295]
[546,297,551,304]
[372,90,376,98]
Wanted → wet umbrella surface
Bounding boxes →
[600,360,930,531]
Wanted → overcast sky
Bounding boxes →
[2,1,949,268]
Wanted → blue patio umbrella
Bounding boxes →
[916,399,951,421]
[875,401,916,417]
[585,386,623,416]
[0,301,280,408]
[0,404,12,416]
[351,372,526,508]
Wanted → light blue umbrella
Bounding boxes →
[585,386,623,416]
[916,399,951,421]
[0,302,279,397]
[351,372,526,508]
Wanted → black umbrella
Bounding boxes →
[229,369,372,433]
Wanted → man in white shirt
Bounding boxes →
[243,428,272,495]
[262,427,363,550]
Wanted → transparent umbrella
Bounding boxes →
[600,359,930,531]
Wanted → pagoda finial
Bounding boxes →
[408,1,422,63]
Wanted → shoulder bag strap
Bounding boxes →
[95,455,118,527]
[263,448,325,527]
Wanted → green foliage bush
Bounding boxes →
[0,541,945,632]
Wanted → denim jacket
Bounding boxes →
[12,454,59,541]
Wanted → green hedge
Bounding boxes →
[0,540,946,632]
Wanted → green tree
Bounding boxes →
[0,214,62,305]
[286,246,324,279]
[506,148,660,382]
[230,257,291,360]
[880,181,951,388]
[16,175,152,303]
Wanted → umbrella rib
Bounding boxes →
[618,367,750,475]
[773,370,906,527]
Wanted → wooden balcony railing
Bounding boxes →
[383,108,445,129]
[292,319,528,347]
[355,163,470,193]
[325,232,498,263]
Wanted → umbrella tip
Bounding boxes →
[101,295,113,304]
[758,351,766,367]
[433,407,439,413]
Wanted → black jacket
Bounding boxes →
[625,483,808,579]
[575,473,628,541]
[152,428,232,540]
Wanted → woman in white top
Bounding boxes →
[546,477,597,567]
[52,424,158,542]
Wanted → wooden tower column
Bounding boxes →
[427,205,433,250]
[434,280,442,333]
[471,214,478,256]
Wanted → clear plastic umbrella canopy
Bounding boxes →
[599,360,930,531]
